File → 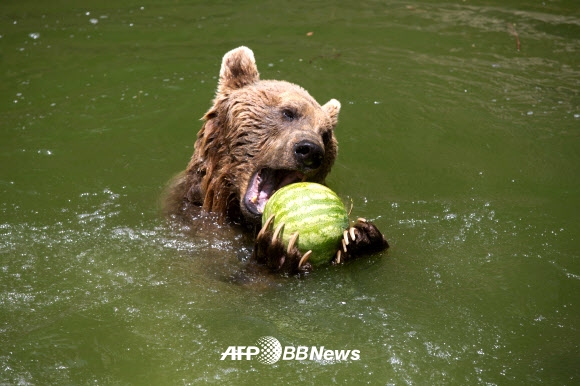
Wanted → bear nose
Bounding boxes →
[294,140,324,170]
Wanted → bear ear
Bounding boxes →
[218,46,260,94]
[322,98,341,128]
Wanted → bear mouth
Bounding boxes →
[244,168,305,216]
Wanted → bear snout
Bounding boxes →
[293,140,324,171]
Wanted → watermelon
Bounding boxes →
[262,182,349,265]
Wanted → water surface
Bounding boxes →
[1,0,579,384]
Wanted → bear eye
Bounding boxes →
[282,108,297,121]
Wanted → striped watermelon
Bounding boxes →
[262,182,349,265]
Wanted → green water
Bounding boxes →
[1,0,579,384]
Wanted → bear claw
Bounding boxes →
[334,250,342,264]
[298,250,312,268]
[350,227,357,241]
[258,214,275,239]
[287,232,299,254]
[272,222,285,241]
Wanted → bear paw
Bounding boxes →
[332,218,389,264]
[251,214,312,275]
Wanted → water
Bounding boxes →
[1,0,579,384]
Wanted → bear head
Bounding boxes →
[184,46,341,225]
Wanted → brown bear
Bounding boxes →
[165,46,387,274]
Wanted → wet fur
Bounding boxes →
[164,47,340,226]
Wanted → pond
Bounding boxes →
[1,0,579,384]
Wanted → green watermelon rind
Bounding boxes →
[262,182,349,265]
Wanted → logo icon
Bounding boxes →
[219,336,360,363]
[255,336,282,364]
